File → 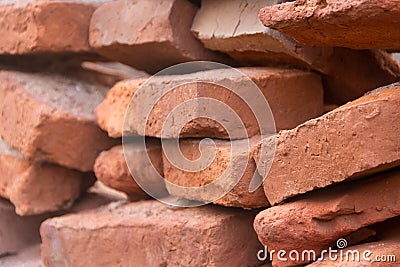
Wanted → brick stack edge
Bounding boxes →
[0,0,399,267]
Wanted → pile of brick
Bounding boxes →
[1,0,399,266]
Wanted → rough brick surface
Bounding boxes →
[94,141,167,200]
[0,0,105,55]
[163,138,269,208]
[95,79,146,138]
[0,137,92,216]
[41,200,264,267]
[97,67,323,139]
[0,199,47,257]
[0,70,117,172]
[254,84,400,205]
[89,0,229,73]
[259,0,400,50]
[192,0,400,103]
[253,169,400,266]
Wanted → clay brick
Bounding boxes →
[253,169,400,266]
[89,0,229,73]
[0,199,47,257]
[254,84,400,205]
[95,79,146,138]
[96,67,323,139]
[191,0,400,104]
[0,0,105,55]
[259,0,400,50]
[0,70,117,172]
[94,141,167,200]
[0,137,93,216]
[41,200,263,267]
[163,138,269,209]
[0,181,120,258]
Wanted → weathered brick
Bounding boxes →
[89,0,229,73]
[41,200,263,267]
[0,70,117,172]
[253,169,400,266]
[259,0,400,50]
[95,79,146,138]
[192,0,400,103]
[0,137,92,216]
[0,181,121,258]
[254,84,400,205]
[94,141,167,200]
[0,0,105,55]
[163,138,269,208]
[96,67,323,139]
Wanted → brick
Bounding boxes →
[0,199,47,257]
[0,0,105,55]
[0,137,93,216]
[89,0,230,73]
[40,200,263,267]
[163,138,269,208]
[96,67,323,139]
[259,0,400,50]
[95,79,146,138]
[0,70,117,172]
[191,0,400,104]
[0,244,42,267]
[0,185,117,258]
[253,169,400,266]
[94,142,167,200]
[253,84,400,205]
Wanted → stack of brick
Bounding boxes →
[0,0,128,263]
[1,0,400,266]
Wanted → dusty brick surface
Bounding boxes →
[0,70,117,172]
[0,137,92,216]
[253,169,400,266]
[40,200,264,267]
[94,141,167,200]
[254,84,400,205]
[89,0,229,73]
[97,67,323,139]
[192,0,400,104]
[259,0,400,50]
[163,138,269,208]
[0,0,105,55]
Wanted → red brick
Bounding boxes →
[163,138,269,208]
[0,1,102,54]
[95,79,147,138]
[94,142,167,200]
[0,70,117,172]
[253,169,400,266]
[254,84,400,205]
[41,200,263,267]
[97,67,323,139]
[89,0,229,73]
[259,0,400,50]
[192,0,400,103]
[0,137,92,216]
